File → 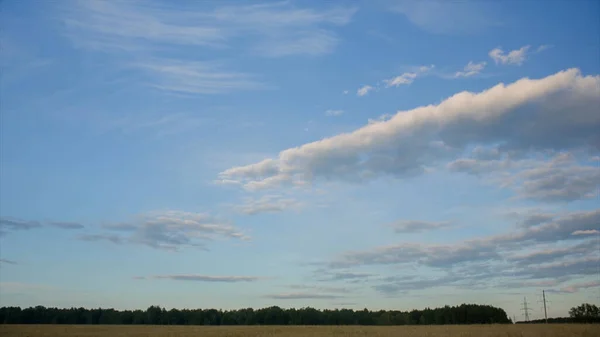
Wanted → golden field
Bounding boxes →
[0,324,598,337]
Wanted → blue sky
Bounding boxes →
[1,0,599,321]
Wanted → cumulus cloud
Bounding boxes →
[390,220,450,233]
[218,69,600,190]
[489,45,530,65]
[454,61,486,77]
[572,229,600,235]
[357,85,374,96]
[79,210,247,251]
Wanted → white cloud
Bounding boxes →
[383,64,434,87]
[384,72,417,87]
[218,68,600,190]
[357,65,434,97]
[325,109,344,116]
[357,85,374,96]
[489,45,530,65]
[343,90,349,95]
[536,44,553,53]
[572,230,600,236]
[454,61,486,78]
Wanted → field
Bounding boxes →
[0,325,598,337]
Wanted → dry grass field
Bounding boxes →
[0,324,598,337]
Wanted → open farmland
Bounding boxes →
[1,325,598,337]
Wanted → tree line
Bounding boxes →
[518,303,600,324]
[0,303,511,325]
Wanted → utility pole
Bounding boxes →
[521,297,532,322]
[542,290,548,324]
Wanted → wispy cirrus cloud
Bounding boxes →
[390,220,450,233]
[49,221,85,230]
[263,292,344,300]
[315,270,373,282]
[137,274,261,282]
[390,0,502,35]
[62,1,356,56]
[0,217,42,237]
[325,109,344,117]
[0,259,17,265]
[557,280,600,293]
[132,59,266,95]
[0,217,88,237]
[0,216,42,235]
[59,1,356,95]
[78,234,124,245]
[78,210,248,251]
[235,194,301,215]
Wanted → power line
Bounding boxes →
[520,297,532,322]
[542,290,548,323]
[537,290,551,323]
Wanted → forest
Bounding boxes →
[0,303,511,325]
[518,303,600,324]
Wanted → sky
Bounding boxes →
[0,0,599,321]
